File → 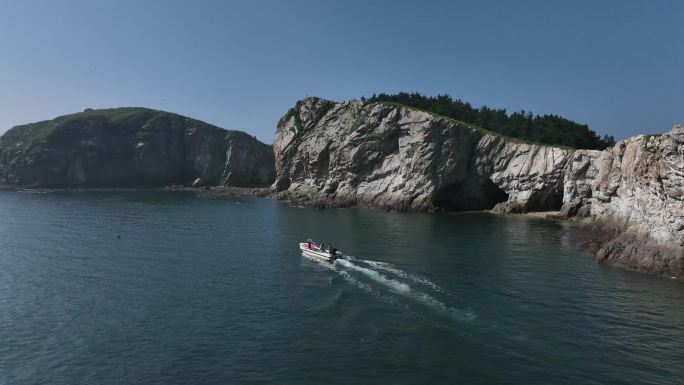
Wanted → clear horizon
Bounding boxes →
[1,0,682,144]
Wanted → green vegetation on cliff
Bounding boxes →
[365,92,615,149]
[0,107,166,150]
[0,107,276,188]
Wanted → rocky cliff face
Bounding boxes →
[274,97,575,212]
[579,127,684,277]
[274,97,683,277]
[0,108,275,188]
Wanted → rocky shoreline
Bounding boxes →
[169,186,273,199]
[1,100,682,279]
[272,98,684,279]
[3,182,682,279]
[1,185,273,198]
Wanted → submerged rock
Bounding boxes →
[0,107,275,188]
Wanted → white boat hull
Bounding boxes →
[299,242,340,262]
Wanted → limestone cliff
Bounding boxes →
[274,97,683,277]
[0,107,275,188]
[274,97,574,212]
[578,127,684,277]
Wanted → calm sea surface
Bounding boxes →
[0,190,682,385]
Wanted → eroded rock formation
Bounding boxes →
[579,127,684,277]
[274,97,684,277]
[274,97,575,212]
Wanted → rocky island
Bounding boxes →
[0,107,275,188]
[273,97,684,278]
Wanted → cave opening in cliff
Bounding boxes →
[315,143,331,180]
[526,187,564,212]
[433,178,508,211]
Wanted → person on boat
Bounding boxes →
[307,240,312,249]
[329,246,339,261]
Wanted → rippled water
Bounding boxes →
[0,191,682,384]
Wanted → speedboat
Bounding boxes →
[299,241,342,262]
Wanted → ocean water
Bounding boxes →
[0,190,682,385]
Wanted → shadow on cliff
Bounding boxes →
[432,178,509,211]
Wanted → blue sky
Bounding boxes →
[0,0,682,143]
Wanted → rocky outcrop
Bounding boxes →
[274,97,684,278]
[578,128,684,277]
[0,107,275,188]
[558,149,602,218]
[274,97,575,212]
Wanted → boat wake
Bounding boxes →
[303,253,527,358]
[337,259,412,294]
[358,259,445,293]
[329,258,474,322]
[306,256,381,299]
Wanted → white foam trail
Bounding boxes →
[337,259,412,294]
[305,255,380,299]
[361,260,444,293]
[305,254,474,322]
[337,259,474,322]
[337,270,377,297]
